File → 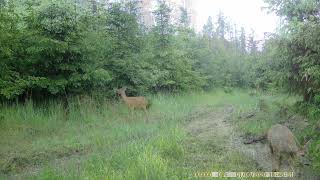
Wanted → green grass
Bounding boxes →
[0,89,316,179]
[233,93,299,135]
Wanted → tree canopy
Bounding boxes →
[0,0,261,100]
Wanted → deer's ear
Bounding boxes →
[123,87,127,91]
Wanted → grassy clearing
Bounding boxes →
[233,93,300,136]
[0,89,314,179]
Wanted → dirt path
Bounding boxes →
[184,105,316,179]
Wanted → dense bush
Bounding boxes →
[0,0,259,100]
[262,0,320,172]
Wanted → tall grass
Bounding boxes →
[233,93,300,135]
[0,89,302,179]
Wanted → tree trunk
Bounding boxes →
[303,90,313,102]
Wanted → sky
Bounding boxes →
[192,0,279,40]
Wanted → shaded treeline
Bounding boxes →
[0,0,260,101]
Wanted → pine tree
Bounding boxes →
[153,0,172,49]
[106,1,141,57]
[239,27,246,53]
[233,24,240,50]
[216,11,225,39]
[202,16,214,38]
[179,6,190,28]
[247,29,258,54]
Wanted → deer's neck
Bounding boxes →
[120,92,128,102]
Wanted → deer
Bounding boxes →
[116,87,151,120]
[244,124,310,172]
[266,124,311,172]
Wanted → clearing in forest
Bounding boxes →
[1,91,319,179]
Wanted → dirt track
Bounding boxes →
[184,105,317,179]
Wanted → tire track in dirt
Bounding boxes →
[185,105,266,169]
[184,105,317,179]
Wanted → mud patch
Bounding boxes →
[185,105,234,145]
[183,105,260,171]
[2,157,30,174]
[184,105,317,179]
[233,135,272,171]
[1,145,90,175]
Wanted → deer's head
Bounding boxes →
[116,87,127,96]
[297,139,312,166]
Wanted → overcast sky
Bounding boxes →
[192,0,279,40]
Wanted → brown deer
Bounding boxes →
[116,87,151,120]
[267,124,309,172]
[244,124,310,171]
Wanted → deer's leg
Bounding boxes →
[289,152,296,169]
[130,107,134,119]
[269,144,274,154]
[272,152,280,172]
[269,144,278,172]
[143,106,149,123]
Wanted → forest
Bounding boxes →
[0,0,320,179]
